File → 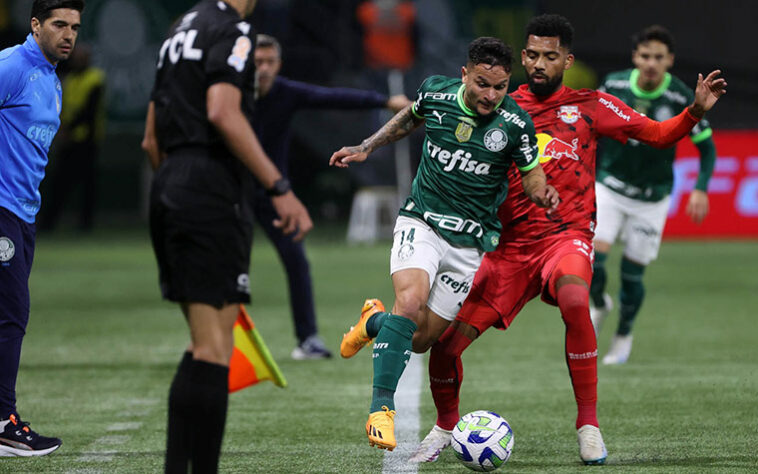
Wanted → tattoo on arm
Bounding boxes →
[360,105,422,153]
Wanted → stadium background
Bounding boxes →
[0,0,756,237]
[0,1,756,471]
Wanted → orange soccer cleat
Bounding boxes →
[366,406,396,451]
[340,298,385,358]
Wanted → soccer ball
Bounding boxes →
[451,410,514,472]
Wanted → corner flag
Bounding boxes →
[228,305,287,392]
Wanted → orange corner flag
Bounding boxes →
[229,305,287,393]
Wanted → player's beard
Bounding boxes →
[527,72,563,97]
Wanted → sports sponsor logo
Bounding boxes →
[536,133,579,163]
[431,110,446,124]
[439,275,471,294]
[558,105,581,124]
[420,91,456,101]
[0,237,15,262]
[424,211,483,238]
[426,141,491,175]
[157,29,203,68]
[374,342,389,349]
[26,124,57,149]
[497,109,526,128]
[483,128,508,152]
[598,97,631,122]
[568,350,597,360]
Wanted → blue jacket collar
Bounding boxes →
[23,33,57,71]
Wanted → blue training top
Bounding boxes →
[0,34,62,223]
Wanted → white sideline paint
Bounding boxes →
[74,398,157,465]
[106,422,142,432]
[382,352,423,474]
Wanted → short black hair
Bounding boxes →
[256,34,282,56]
[31,0,85,24]
[525,14,574,50]
[632,25,675,53]
[467,37,513,72]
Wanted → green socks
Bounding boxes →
[590,252,608,307]
[370,314,417,412]
[618,257,646,336]
[365,311,390,339]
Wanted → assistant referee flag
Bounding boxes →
[229,305,287,392]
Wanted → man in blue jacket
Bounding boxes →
[0,0,84,457]
[248,35,410,359]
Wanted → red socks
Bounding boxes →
[429,325,474,431]
[556,283,599,429]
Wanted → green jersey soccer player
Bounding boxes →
[330,37,558,450]
[590,25,717,364]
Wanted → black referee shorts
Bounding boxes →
[149,149,254,308]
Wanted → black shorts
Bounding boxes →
[149,148,254,308]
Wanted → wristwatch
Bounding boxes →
[266,177,291,196]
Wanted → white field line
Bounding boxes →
[382,352,423,474]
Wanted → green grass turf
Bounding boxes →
[2,229,756,473]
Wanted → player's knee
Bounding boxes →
[393,292,426,322]
[432,324,473,360]
[556,283,589,314]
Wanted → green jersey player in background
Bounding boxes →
[329,37,559,451]
[590,25,717,364]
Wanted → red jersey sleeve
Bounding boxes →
[594,91,648,143]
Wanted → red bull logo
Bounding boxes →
[536,133,580,163]
[558,105,581,124]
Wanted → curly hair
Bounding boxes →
[525,14,574,50]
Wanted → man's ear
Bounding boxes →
[31,17,40,36]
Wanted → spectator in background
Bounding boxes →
[356,0,416,71]
[40,43,105,232]
[247,34,410,360]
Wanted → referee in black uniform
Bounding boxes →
[141,1,312,472]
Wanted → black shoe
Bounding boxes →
[0,413,62,457]
[291,335,332,360]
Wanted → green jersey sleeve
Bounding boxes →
[411,75,452,119]
[510,107,539,173]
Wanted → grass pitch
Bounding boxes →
[2,228,756,473]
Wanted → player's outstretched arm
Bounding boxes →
[521,165,560,211]
[689,70,727,118]
[329,104,423,168]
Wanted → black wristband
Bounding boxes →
[266,178,291,196]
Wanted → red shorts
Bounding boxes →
[458,231,593,333]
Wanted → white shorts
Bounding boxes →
[594,182,671,265]
[389,216,483,320]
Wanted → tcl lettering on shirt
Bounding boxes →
[598,97,631,122]
[157,29,203,68]
[426,140,491,174]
